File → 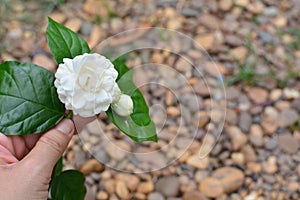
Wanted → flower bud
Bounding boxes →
[112,94,133,116]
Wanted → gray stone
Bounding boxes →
[239,112,252,132]
[265,138,278,150]
[148,192,165,200]
[278,109,299,128]
[155,176,180,197]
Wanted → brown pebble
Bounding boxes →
[80,159,104,175]
[199,177,224,198]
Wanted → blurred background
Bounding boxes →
[0,0,300,199]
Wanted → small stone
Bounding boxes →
[224,35,244,46]
[155,176,180,197]
[248,1,265,14]
[32,54,56,72]
[262,156,277,174]
[194,34,214,50]
[115,174,140,191]
[273,16,287,28]
[80,159,104,175]
[137,182,154,194]
[151,52,164,63]
[247,87,268,104]
[64,18,82,33]
[278,133,299,154]
[198,14,220,30]
[49,12,67,23]
[187,155,210,169]
[116,180,130,199]
[193,80,210,97]
[249,124,264,147]
[234,0,249,7]
[104,179,115,194]
[269,89,282,101]
[229,46,247,62]
[97,191,108,200]
[175,58,192,73]
[231,152,245,164]
[199,177,224,198]
[83,0,108,17]
[226,126,248,151]
[196,111,210,128]
[288,181,300,192]
[265,138,278,150]
[148,192,165,200]
[204,62,229,77]
[212,167,245,193]
[277,109,299,128]
[283,88,300,99]
[296,164,300,178]
[183,191,207,200]
[105,142,126,161]
[219,0,232,11]
[239,112,252,132]
[246,162,262,173]
[242,144,257,162]
[88,25,103,49]
[167,106,180,118]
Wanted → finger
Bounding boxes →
[0,145,18,165]
[22,119,74,173]
[72,115,96,134]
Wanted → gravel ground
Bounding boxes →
[1,0,300,199]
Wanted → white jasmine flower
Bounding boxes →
[111,94,134,117]
[54,53,121,117]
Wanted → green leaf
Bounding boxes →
[50,170,86,200]
[46,17,90,64]
[51,157,63,180]
[106,57,157,142]
[0,61,65,135]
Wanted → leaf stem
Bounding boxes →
[65,111,73,119]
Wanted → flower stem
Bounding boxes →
[65,111,73,119]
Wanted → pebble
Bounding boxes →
[181,7,199,17]
[229,46,247,62]
[242,144,257,162]
[239,112,252,132]
[283,88,300,99]
[97,191,108,200]
[148,192,165,200]
[219,0,232,11]
[175,58,192,74]
[105,141,129,161]
[167,106,180,118]
[115,180,130,199]
[155,176,180,197]
[273,16,288,28]
[32,54,56,72]
[49,12,67,23]
[247,87,268,104]
[80,159,104,175]
[204,62,229,77]
[277,109,299,128]
[226,126,248,151]
[249,124,264,147]
[137,182,154,194]
[212,167,245,193]
[186,155,210,169]
[115,174,140,191]
[183,191,207,200]
[64,18,82,33]
[193,80,210,97]
[262,156,277,174]
[269,89,282,101]
[234,0,249,7]
[83,0,108,17]
[199,177,224,198]
[194,34,214,50]
[278,133,299,154]
[265,138,278,150]
[198,14,220,30]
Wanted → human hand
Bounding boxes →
[0,116,95,200]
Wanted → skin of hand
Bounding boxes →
[0,116,95,200]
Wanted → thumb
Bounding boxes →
[22,119,74,173]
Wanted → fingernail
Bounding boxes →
[56,119,74,136]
